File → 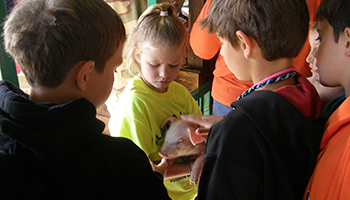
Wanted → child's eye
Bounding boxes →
[169,64,180,68]
[149,63,159,67]
[316,31,322,42]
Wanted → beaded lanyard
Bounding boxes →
[237,67,297,100]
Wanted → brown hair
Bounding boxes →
[316,0,350,42]
[4,0,126,87]
[201,0,309,61]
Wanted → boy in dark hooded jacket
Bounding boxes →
[0,0,170,199]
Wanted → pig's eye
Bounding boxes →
[177,138,184,146]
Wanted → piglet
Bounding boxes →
[158,117,205,185]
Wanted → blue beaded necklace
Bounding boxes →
[237,67,297,100]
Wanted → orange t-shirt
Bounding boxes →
[190,0,252,106]
[190,0,321,106]
[304,96,350,200]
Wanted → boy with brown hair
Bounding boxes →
[304,0,350,199]
[181,0,323,199]
[0,0,169,199]
[189,0,322,117]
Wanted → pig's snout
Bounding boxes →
[158,151,168,158]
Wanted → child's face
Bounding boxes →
[306,27,319,75]
[86,44,123,109]
[218,36,250,81]
[316,20,344,87]
[138,43,184,93]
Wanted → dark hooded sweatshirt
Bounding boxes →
[196,89,324,200]
[0,81,170,200]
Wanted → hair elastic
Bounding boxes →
[160,11,168,17]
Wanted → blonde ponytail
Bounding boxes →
[121,3,187,78]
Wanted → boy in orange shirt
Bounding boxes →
[304,0,350,199]
[189,0,252,117]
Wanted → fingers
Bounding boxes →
[196,127,210,136]
[181,114,223,144]
[150,158,168,177]
[180,114,206,126]
[181,114,223,129]
[196,128,208,143]
[158,158,168,168]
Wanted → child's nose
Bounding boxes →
[306,49,316,64]
[306,52,313,64]
[159,66,169,78]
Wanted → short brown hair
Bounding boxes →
[316,0,350,43]
[4,0,126,87]
[201,0,309,61]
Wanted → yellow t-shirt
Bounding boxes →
[109,77,202,200]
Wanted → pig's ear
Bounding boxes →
[188,127,204,146]
[161,117,178,128]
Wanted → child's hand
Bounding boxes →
[150,158,168,177]
[181,114,223,141]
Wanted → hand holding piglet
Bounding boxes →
[158,117,206,185]
[180,114,223,143]
[150,158,168,178]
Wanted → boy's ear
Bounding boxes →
[236,30,253,58]
[76,60,95,91]
[344,27,350,57]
